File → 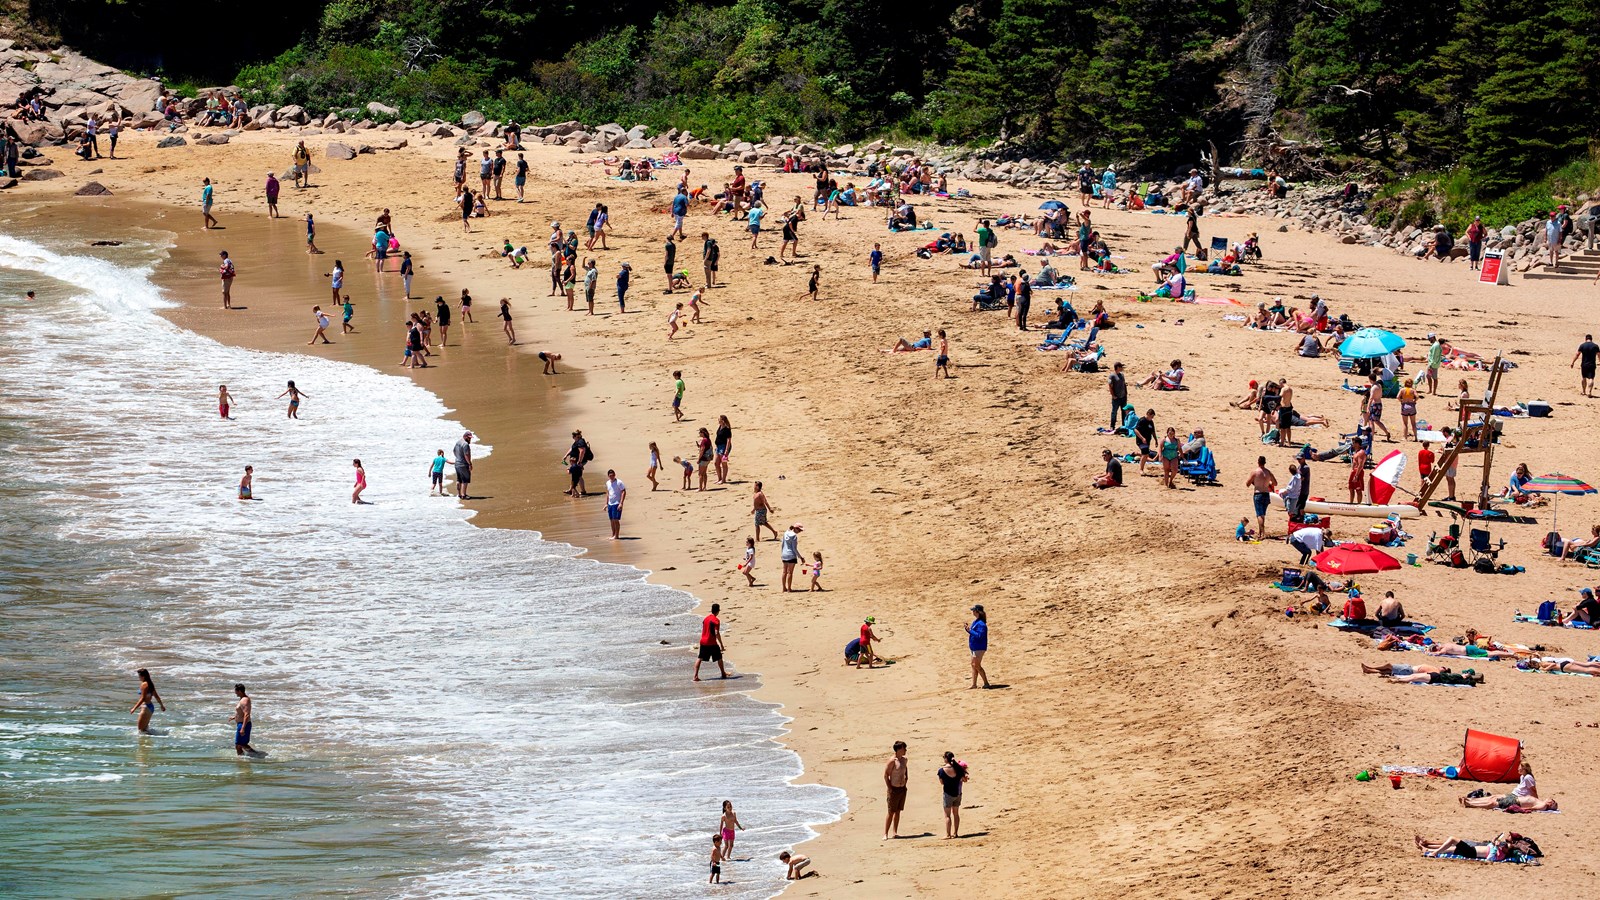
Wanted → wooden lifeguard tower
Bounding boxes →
[1415,353,1508,509]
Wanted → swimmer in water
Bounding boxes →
[130,668,165,733]
[276,380,307,419]
[239,465,253,500]
[218,384,235,419]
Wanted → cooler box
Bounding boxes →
[1526,400,1552,418]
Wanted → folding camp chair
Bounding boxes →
[1425,524,1460,564]
[1467,528,1504,565]
[1065,326,1099,353]
[1210,236,1228,254]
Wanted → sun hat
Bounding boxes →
[865,616,876,624]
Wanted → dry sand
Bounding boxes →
[21,129,1600,897]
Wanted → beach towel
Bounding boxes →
[1193,297,1244,305]
[1512,614,1593,629]
[1514,666,1594,678]
[1328,618,1434,635]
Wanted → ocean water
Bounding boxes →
[0,220,843,898]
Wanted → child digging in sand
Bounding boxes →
[778,851,816,880]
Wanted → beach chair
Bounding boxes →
[1067,346,1105,372]
[1576,546,1600,569]
[1180,446,1219,485]
[1036,319,1082,351]
[1210,236,1228,255]
[1426,524,1460,563]
[1065,326,1099,353]
[1466,528,1504,565]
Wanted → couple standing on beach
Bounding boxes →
[884,741,971,840]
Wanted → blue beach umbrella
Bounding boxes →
[1039,200,1067,211]
[1339,328,1407,359]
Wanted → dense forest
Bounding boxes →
[17,0,1600,196]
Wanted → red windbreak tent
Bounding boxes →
[1459,729,1522,782]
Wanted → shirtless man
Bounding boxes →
[884,741,909,839]
[229,684,260,757]
[1276,380,1295,446]
[752,481,779,541]
[1243,456,1278,540]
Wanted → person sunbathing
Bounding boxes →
[1374,591,1406,628]
[1061,345,1102,372]
[1386,670,1485,685]
[1361,662,1450,676]
[1518,658,1600,675]
[1427,642,1520,660]
[1560,524,1600,560]
[888,331,934,352]
[1415,833,1510,860]
[1137,360,1185,390]
[1460,794,1557,812]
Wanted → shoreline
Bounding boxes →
[19,128,1600,898]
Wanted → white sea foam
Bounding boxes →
[0,233,842,897]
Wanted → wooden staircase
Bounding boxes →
[1523,247,1600,281]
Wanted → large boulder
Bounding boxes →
[325,141,357,160]
[276,104,309,125]
[156,135,187,148]
[22,168,63,181]
[680,143,719,160]
[74,181,112,196]
[431,123,457,138]
[197,133,231,145]
[366,101,400,118]
[460,110,486,129]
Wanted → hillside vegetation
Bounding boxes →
[16,0,1600,196]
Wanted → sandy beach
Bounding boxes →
[21,128,1600,897]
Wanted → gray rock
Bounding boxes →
[277,104,309,125]
[432,124,457,138]
[454,135,476,146]
[74,181,112,195]
[833,143,855,156]
[197,134,231,145]
[156,135,187,148]
[625,138,652,150]
[22,168,64,181]
[460,110,486,129]
[0,177,15,190]
[680,144,719,160]
[627,125,648,140]
[325,141,356,160]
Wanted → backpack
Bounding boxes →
[1544,532,1564,556]
[1449,549,1467,568]
[1473,557,1496,574]
[1537,599,1559,621]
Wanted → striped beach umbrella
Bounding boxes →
[1524,473,1595,530]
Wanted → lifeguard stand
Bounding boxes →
[1416,354,1507,509]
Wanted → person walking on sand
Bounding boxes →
[694,602,727,681]
[714,415,732,484]
[647,441,661,491]
[351,459,368,504]
[277,380,307,419]
[938,752,969,838]
[668,302,684,340]
[434,296,451,346]
[739,537,756,586]
[499,298,516,344]
[780,524,803,592]
[663,234,677,294]
[604,469,626,539]
[967,604,990,688]
[583,258,598,315]
[1277,379,1295,447]
[229,684,260,757]
[884,741,909,839]
[935,330,951,379]
[1244,455,1277,539]
[718,801,744,859]
[459,288,475,324]
[1574,333,1599,397]
[130,668,165,734]
[752,482,779,541]
[218,384,235,420]
[1108,362,1127,430]
[325,260,343,305]
[672,371,686,422]
[293,141,311,188]
[452,431,474,499]
[201,177,218,230]
[218,251,236,309]
[807,264,821,301]
[265,172,280,219]
[308,305,332,345]
[702,233,720,288]
[616,262,631,313]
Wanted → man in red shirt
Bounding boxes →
[694,603,727,681]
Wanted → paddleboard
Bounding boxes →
[1272,494,1422,519]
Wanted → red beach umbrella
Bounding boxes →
[1312,544,1401,575]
